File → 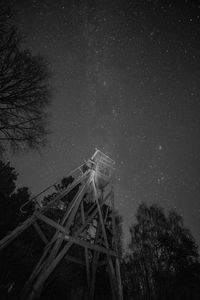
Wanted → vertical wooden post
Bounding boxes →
[81,201,90,287]
[33,222,48,245]
[111,187,123,300]
[92,180,118,300]
[89,216,102,300]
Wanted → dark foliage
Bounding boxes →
[122,203,200,300]
[1,160,200,300]
[0,3,51,154]
[0,160,34,238]
[0,160,37,299]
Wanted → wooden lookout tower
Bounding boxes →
[0,149,123,300]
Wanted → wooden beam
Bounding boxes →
[81,201,90,286]
[0,215,35,251]
[29,189,114,295]
[63,234,117,257]
[32,174,93,278]
[0,172,91,252]
[33,174,93,289]
[89,250,99,300]
[34,213,66,233]
[111,188,123,300]
[35,211,117,257]
[93,182,118,300]
[65,254,85,266]
[33,221,48,245]
[62,174,92,228]
[89,217,102,300]
[70,190,112,234]
[39,171,90,215]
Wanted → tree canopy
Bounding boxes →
[0,160,34,238]
[0,4,51,154]
[122,203,200,300]
[1,159,200,300]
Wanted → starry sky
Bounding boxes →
[6,0,200,247]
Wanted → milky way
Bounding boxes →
[7,0,200,246]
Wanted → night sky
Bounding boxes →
[6,0,200,247]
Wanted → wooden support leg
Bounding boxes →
[92,181,118,300]
[33,222,48,245]
[111,188,123,300]
[115,258,123,300]
[0,173,90,252]
[81,202,90,287]
[43,174,93,268]
[25,176,100,299]
[22,175,93,299]
[89,250,99,300]
[89,216,102,300]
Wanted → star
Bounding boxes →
[10,0,200,249]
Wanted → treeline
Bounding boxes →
[1,2,200,299]
[122,203,200,300]
[0,160,200,300]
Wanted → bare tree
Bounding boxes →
[0,4,51,154]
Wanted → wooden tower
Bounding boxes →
[0,149,123,300]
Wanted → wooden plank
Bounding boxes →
[115,258,123,300]
[33,175,92,279]
[29,189,114,295]
[70,190,112,234]
[34,174,93,284]
[32,174,93,276]
[39,171,90,215]
[89,250,99,300]
[63,234,117,257]
[33,222,48,245]
[65,254,85,266]
[35,200,117,257]
[62,174,92,228]
[111,189,123,300]
[0,172,90,252]
[0,215,35,251]
[89,217,102,300]
[111,188,117,250]
[81,201,90,286]
[92,181,118,300]
[35,213,66,233]
[23,174,92,300]
[36,172,92,260]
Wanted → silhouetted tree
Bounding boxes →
[0,160,17,196]
[0,3,51,154]
[122,203,200,300]
[0,160,34,238]
[0,160,37,299]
